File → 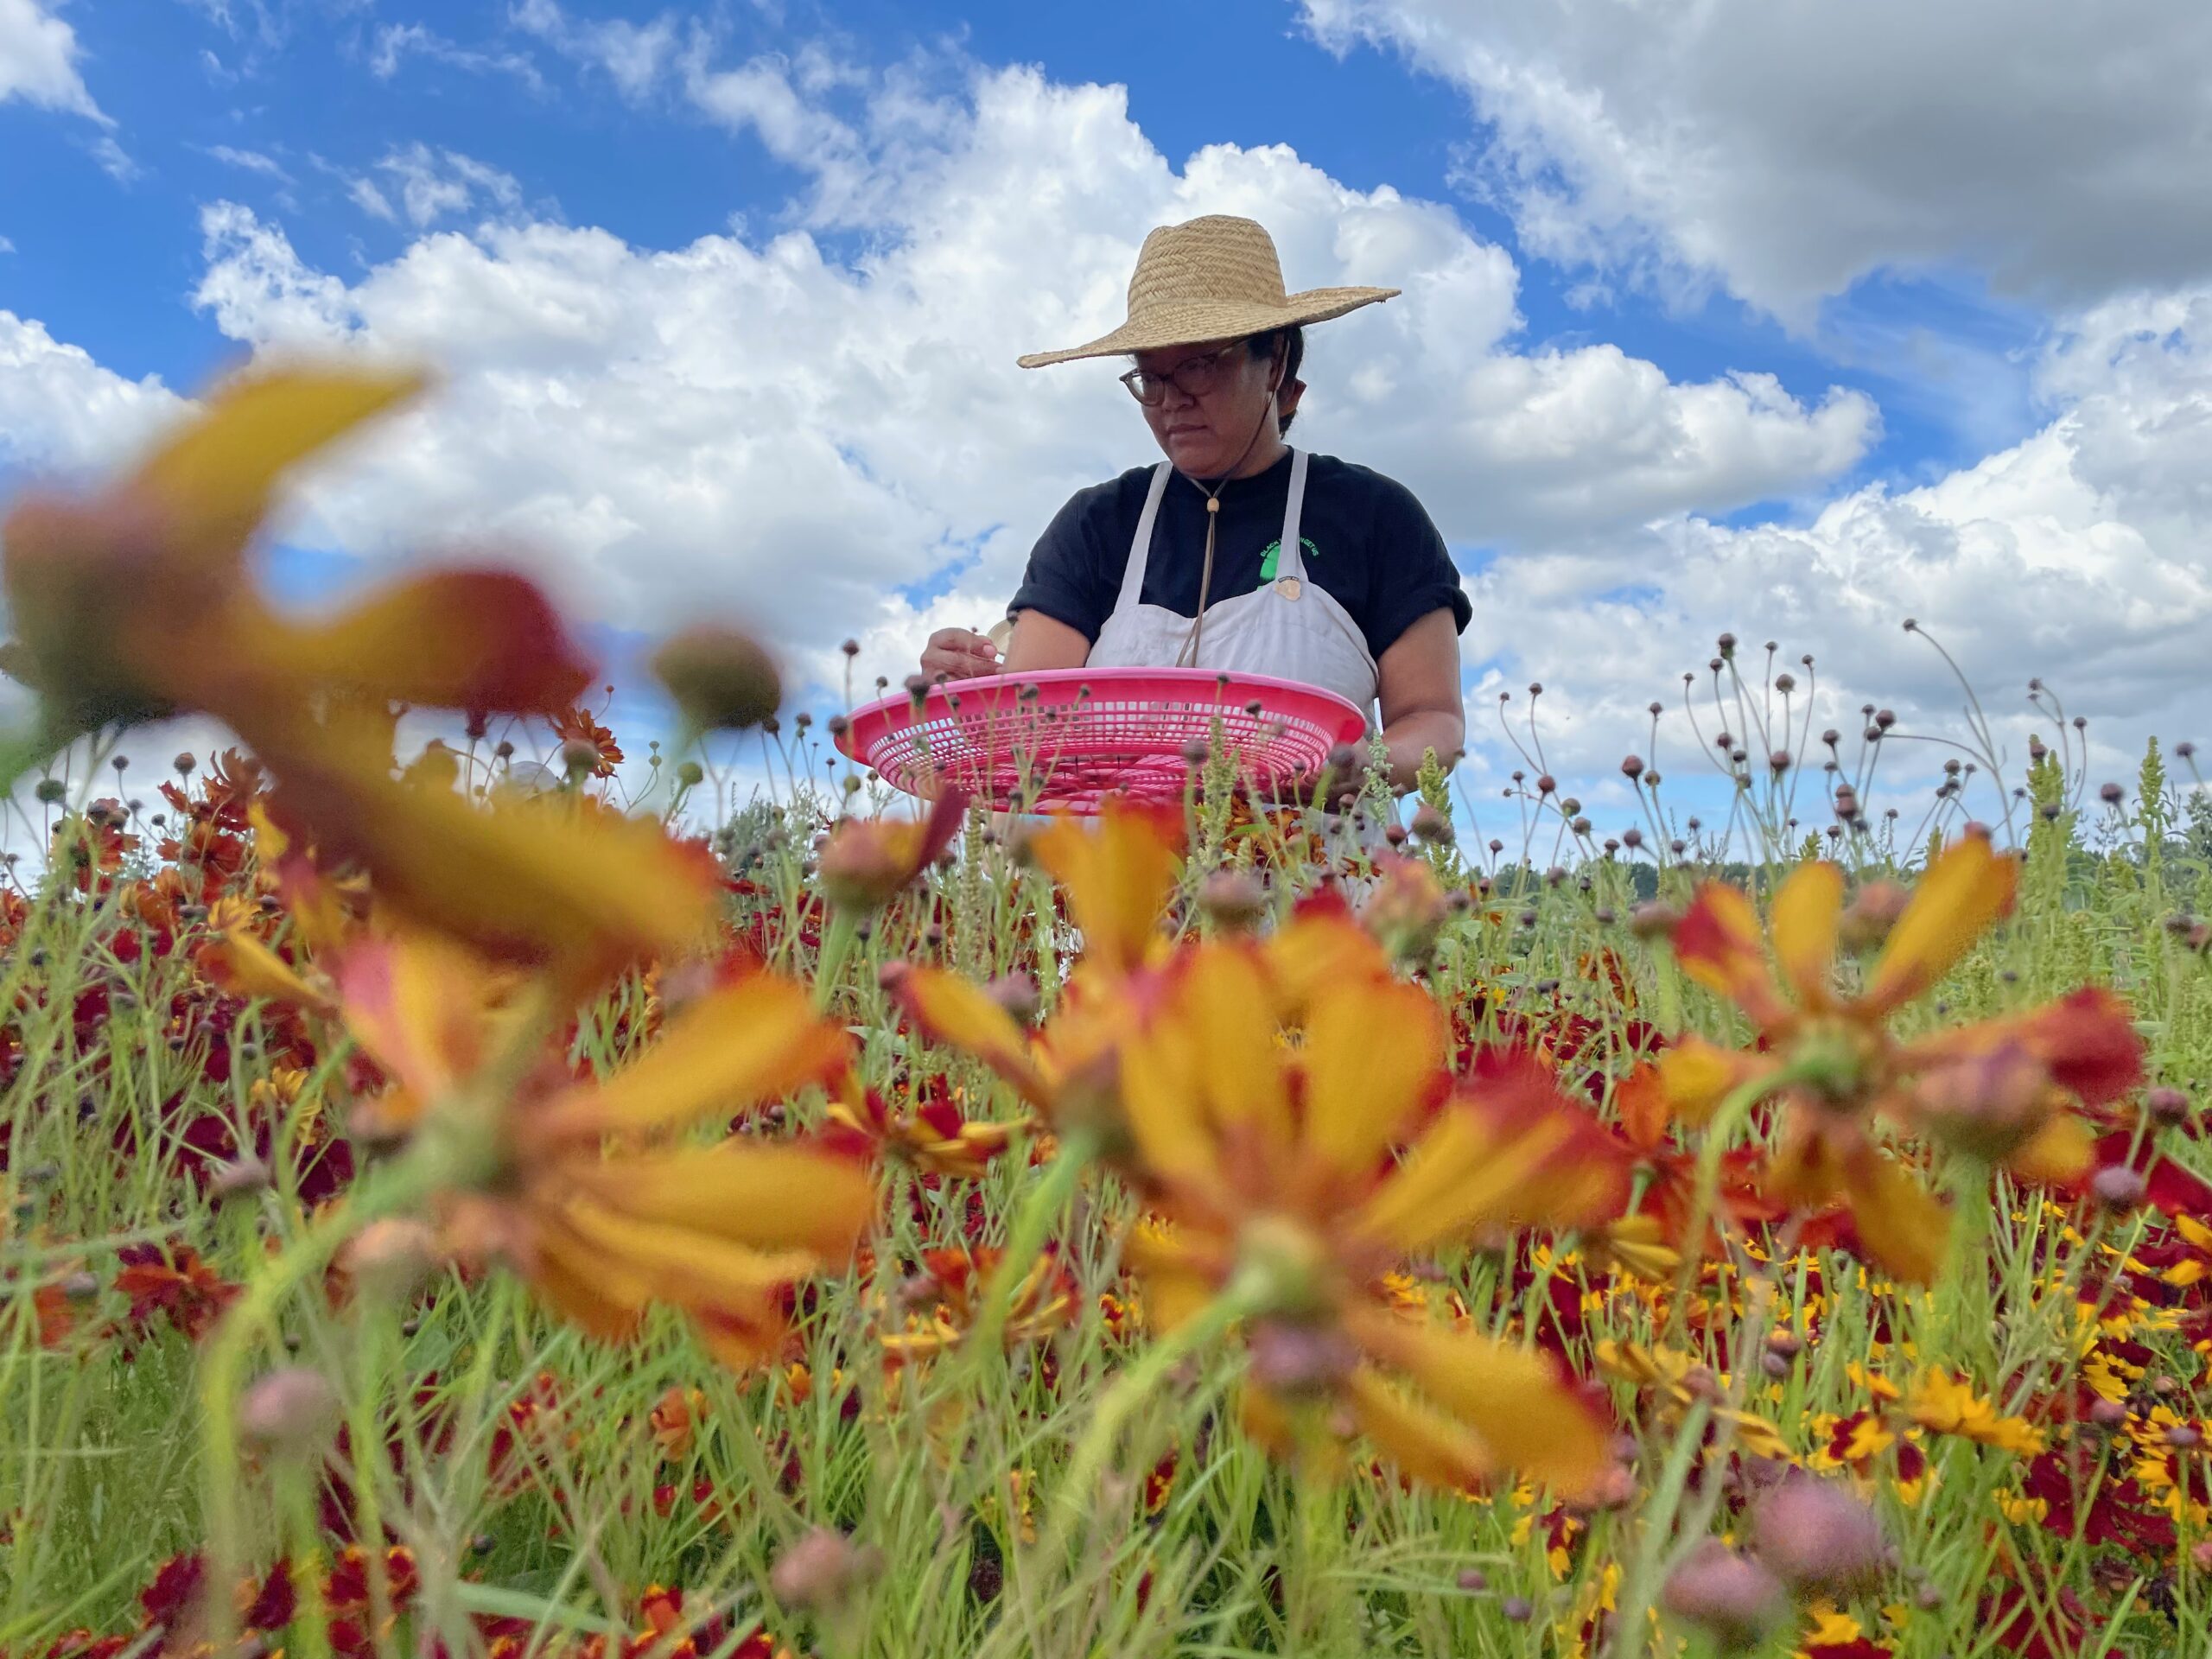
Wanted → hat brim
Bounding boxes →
[1016,285,1400,369]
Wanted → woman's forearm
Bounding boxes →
[1380,707,1465,794]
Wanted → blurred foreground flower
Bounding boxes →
[1656,835,2142,1281]
[330,928,872,1364]
[0,366,588,747]
[267,710,726,995]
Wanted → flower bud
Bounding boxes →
[1245,1318,1359,1397]
[1661,1541,1785,1652]
[240,1367,337,1456]
[772,1527,880,1612]
[2145,1085,2190,1127]
[2090,1164,2145,1212]
[1839,880,1910,953]
[343,1217,440,1301]
[985,972,1041,1025]
[1198,869,1268,932]
[1751,1473,1885,1596]
[1361,857,1448,963]
[1917,1039,2055,1160]
[652,626,782,731]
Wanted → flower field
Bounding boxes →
[3,371,2210,1659]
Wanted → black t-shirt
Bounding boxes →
[1007,450,1470,662]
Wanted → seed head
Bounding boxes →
[771,1527,880,1612]
[240,1368,338,1456]
[1661,1541,1785,1652]
[1751,1473,1885,1596]
[652,626,782,731]
[2090,1164,2146,1211]
[2145,1085,2191,1127]
[1620,753,1645,779]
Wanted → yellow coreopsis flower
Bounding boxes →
[1109,941,1625,1496]
[1656,834,2143,1281]
[330,927,874,1366]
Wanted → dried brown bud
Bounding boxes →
[771,1527,880,1612]
[1198,869,1268,932]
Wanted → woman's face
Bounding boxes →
[1135,336,1282,478]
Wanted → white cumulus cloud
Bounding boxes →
[0,0,103,119]
[1302,0,2212,322]
[160,65,1868,717]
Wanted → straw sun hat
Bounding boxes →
[1017,214,1399,369]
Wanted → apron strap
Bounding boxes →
[1113,462,1173,616]
[1277,448,1310,579]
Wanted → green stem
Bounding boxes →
[1606,1398,1714,1659]
[1042,1265,1270,1561]
[813,910,861,1013]
[951,1128,1101,1401]
[199,1145,443,1651]
[1662,1064,1808,1349]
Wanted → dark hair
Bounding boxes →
[1247,327,1306,435]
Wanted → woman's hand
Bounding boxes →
[919,627,1001,682]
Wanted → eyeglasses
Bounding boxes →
[1118,342,1246,407]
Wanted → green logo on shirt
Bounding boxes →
[1257,537,1321,582]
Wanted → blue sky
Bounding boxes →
[3,0,2208,822]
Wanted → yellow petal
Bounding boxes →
[1260,894,1391,1017]
[539,973,847,1141]
[1344,1365,1493,1491]
[1840,1147,1950,1285]
[530,1229,649,1340]
[265,712,721,995]
[1029,800,1181,976]
[1654,1037,1770,1128]
[566,1142,874,1262]
[1185,944,1292,1147]
[1301,975,1444,1179]
[1349,1307,1610,1496]
[1116,994,1223,1192]
[1770,861,1844,1009]
[552,1193,819,1305]
[1355,1071,1628,1253]
[1864,835,2017,1012]
[894,966,1049,1103]
[132,366,426,576]
[2004,1112,2095,1185]
[201,930,328,1014]
[1122,1219,1224,1336]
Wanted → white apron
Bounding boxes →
[1088,449,1380,714]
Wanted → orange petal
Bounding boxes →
[564,1141,874,1262]
[1344,1365,1492,1491]
[1672,880,1787,1027]
[1355,1060,1630,1252]
[1864,835,2016,1013]
[537,972,847,1141]
[1349,1308,1611,1496]
[1839,1145,1950,1285]
[130,365,427,576]
[328,929,505,1103]
[893,966,1051,1103]
[245,569,592,723]
[1770,861,1844,1009]
[1654,1037,1771,1128]
[2003,1112,2096,1186]
[264,712,721,994]
[1300,975,1445,1180]
[1029,800,1182,976]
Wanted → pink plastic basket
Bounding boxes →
[834,667,1370,813]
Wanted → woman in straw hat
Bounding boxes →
[920,214,1468,791]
